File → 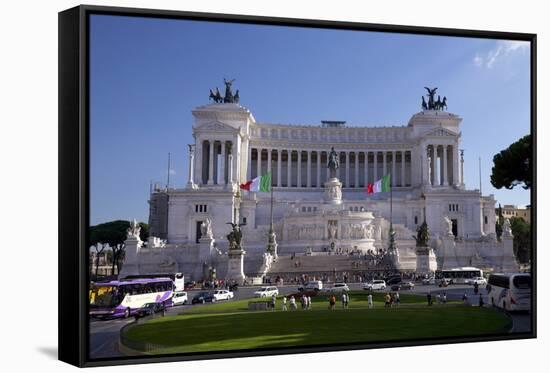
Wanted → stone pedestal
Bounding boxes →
[499,237,519,272]
[118,236,142,278]
[439,235,460,269]
[415,245,437,273]
[226,249,246,283]
[324,177,342,205]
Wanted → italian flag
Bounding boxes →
[366,174,391,194]
[240,172,272,192]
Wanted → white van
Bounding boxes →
[363,280,386,291]
[298,280,323,292]
[172,291,188,306]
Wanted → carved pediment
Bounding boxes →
[422,127,459,138]
[193,121,238,133]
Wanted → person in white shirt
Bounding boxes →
[282,296,287,311]
[368,293,373,308]
[307,296,312,310]
[289,295,296,310]
[271,294,277,311]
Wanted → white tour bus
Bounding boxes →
[122,272,185,291]
[487,273,531,311]
[435,267,484,285]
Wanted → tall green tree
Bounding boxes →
[510,217,531,264]
[490,134,532,190]
[89,220,149,275]
[495,204,503,240]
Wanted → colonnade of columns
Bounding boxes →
[197,140,234,185]
[424,144,459,187]
[248,148,413,188]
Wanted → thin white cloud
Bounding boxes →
[474,40,529,69]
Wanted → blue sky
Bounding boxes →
[90,15,531,225]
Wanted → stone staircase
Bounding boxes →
[266,253,382,277]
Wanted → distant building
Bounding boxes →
[498,205,531,224]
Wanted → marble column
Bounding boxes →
[391,150,397,187]
[382,151,387,178]
[187,144,195,186]
[433,145,439,186]
[460,149,465,186]
[354,152,359,187]
[364,151,369,186]
[316,151,321,187]
[345,152,350,187]
[373,151,378,181]
[267,148,272,172]
[297,151,302,187]
[247,146,252,180]
[277,149,282,187]
[401,150,406,187]
[443,145,449,186]
[452,145,459,186]
[306,150,312,187]
[257,148,262,179]
[207,140,214,185]
[426,145,431,184]
[220,141,226,184]
[228,154,234,185]
[287,150,292,187]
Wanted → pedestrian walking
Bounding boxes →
[290,295,297,310]
[427,292,432,306]
[368,293,373,308]
[474,282,479,295]
[307,295,312,310]
[271,294,277,311]
[329,295,336,310]
[384,293,391,308]
[478,294,484,307]
[442,292,447,304]
[437,292,442,304]
[462,293,468,305]
[301,294,306,310]
[395,292,400,307]
[282,296,287,311]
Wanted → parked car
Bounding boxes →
[254,286,279,298]
[385,276,402,286]
[363,280,386,291]
[422,277,436,285]
[327,283,350,293]
[213,289,234,301]
[298,280,323,292]
[135,302,165,318]
[466,276,487,286]
[391,281,415,291]
[192,292,216,304]
[172,291,188,306]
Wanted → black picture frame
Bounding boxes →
[59,4,537,368]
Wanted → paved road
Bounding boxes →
[89,283,531,359]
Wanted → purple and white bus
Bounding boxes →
[89,277,174,319]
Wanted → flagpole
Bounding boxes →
[269,180,274,230]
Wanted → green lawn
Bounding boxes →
[123,291,511,355]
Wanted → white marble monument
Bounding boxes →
[122,83,518,280]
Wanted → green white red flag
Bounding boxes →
[366,174,391,194]
[240,172,272,192]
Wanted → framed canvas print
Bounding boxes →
[58,4,536,367]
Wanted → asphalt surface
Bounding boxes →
[89,283,532,359]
